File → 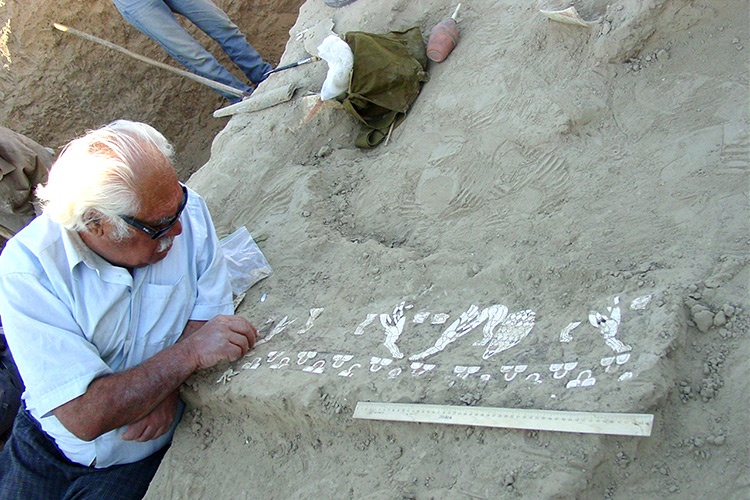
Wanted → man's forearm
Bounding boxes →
[52,314,255,441]
[181,319,206,340]
[53,337,199,441]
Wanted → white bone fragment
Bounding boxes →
[412,311,430,323]
[540,6,597,27]
[410,305,484,361]
[473,305,508,347]
[269,357,290,370]
[332,354,353,368]
[338,363,361,377]
[630,295,653,310]
[566,370,596,388]
[482,310,535,359]
[525,373,543,384]
[430,313,450,324]
[297,308,324,334]
[380,302,407,359]
[297,351,317,365]
[410,362,435,376]
[453,365,481,379]
[605,337,632,354]
[256,316,294,345]
[550,361,578,379]
[242,357,262,370]
[559,321,582,343]
[216,368,239,384]
[303,360,326,374]
[354,314,377,335]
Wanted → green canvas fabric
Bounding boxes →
[342,27,429,148]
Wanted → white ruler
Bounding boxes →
[353,402,653,437]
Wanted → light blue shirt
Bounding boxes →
[0,187,233,468]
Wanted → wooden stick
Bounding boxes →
[52,23,245,98]
[384,120,396,146]
[213,83,297,117]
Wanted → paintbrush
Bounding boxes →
[263,56,321,77]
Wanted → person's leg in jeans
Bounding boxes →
[165,0,273,84]
[112,0,252,101]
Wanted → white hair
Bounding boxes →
[37,120,175,240]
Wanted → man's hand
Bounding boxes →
[121,391,180,442]
[182,315,257,370]
[53,315,257,442]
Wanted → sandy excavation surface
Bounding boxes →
[147,0,749,498]
[2,0,749,499]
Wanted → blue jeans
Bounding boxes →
[112,0,273,101]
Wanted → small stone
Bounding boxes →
[317,145,333,158]
[692,309,715,333]
[722,304,735,317]
[301,210,311,217]
[701,387,715,401]
[713,311,727,327]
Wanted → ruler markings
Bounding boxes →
[353,402,653,437]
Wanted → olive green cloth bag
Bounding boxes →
[342,27,429,148]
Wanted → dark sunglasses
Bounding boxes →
[119,184,188,240]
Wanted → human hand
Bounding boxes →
[122,391,180,442]
[184,315,257,370]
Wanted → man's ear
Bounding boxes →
[83,210,105,236]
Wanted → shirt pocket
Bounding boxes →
[133,276,192,360]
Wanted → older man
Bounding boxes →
[0,120,257,498]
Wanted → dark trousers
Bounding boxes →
[0,407,168,500]
[0,333,23,438]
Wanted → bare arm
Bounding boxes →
[181,319,206,339]
[117,319,209,442]
[53,315,257,441]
